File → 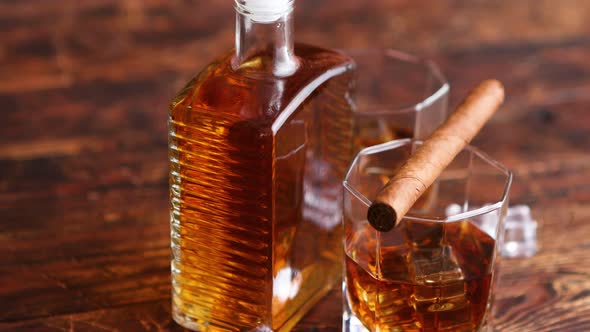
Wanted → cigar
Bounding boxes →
[366,80,505,232]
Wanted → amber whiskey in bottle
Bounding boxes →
[168,0,355,330]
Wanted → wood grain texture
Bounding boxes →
[1,0,590,331]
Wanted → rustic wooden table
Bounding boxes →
[1,1,590,331]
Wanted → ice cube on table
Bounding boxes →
[502,205,538,258]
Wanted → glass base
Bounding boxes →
[173,306,274,332]
[343,314,493,332]
[172,274,337,332]
[172,306,207,332]
[342,282,494,332]
[342,311,369,332]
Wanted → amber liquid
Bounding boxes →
[169,44,354,331]
[354,123,414,151]
[345,220,496,332]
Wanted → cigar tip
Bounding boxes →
[367,203,397,232]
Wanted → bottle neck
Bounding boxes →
[233,0,298,77]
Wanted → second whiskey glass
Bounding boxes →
[348,49,449,151]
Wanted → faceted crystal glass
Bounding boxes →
[343,139,513,332]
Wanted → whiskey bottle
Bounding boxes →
[168,0,355,330]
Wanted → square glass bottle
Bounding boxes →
[168,0,355,330]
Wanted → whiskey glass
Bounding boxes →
[347,49,449,150]
[343,139,513,332]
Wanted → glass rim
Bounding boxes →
[342,48,450,116]
[343,138,513,223]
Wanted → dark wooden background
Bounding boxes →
[1,0,590,331]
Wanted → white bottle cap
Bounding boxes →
[236,0,294,23]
